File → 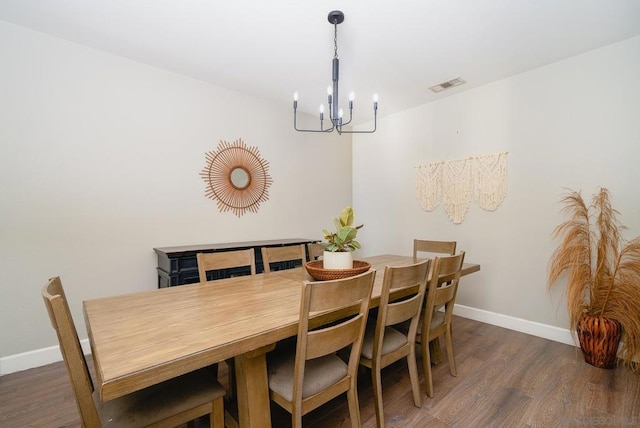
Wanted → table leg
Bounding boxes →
[234,344,276,428]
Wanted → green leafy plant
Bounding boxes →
[547,187,640,370]
[322,206,364,252]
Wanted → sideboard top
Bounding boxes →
[153,238,317,255]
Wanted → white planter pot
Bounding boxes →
[323,251,353,269]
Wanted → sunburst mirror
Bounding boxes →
[200,138,273,216]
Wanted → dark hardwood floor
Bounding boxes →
[2,316,639,427]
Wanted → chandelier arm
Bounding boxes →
[341,109,354,126]
[294,127,336,134]
[334,112,377,134]
[293,110,335,133]
[322,119,336,132]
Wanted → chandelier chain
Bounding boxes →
[333,21,339,59]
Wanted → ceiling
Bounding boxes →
[2,1,640,124]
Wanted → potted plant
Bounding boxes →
[548,187,640,370]
[321,206,363,269]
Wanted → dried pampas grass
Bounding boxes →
[548,187,640,371]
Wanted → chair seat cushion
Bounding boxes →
[361,325,408,359]
[96,367,224,427]
[268,353,348,402]
[430,311,445,330]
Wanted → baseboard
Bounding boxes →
[453,304,576,347]
[1,308,576,376]
[1,339,91,376]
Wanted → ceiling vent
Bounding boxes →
[429,77,466,93]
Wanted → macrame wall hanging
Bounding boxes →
[416,152,508,224]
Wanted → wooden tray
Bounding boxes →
[304,260,371,281]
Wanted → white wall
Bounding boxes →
[0,21,352,372]
[353,36,640,337]
[3,21,639,375]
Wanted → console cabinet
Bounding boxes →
[153,238,317,288]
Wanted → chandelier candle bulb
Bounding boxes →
[293,92,298,109]
[319,104,324,121]
[349,91,354,109]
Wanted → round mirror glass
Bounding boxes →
[230,167,250,189]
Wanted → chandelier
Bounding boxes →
[293,10,378,135]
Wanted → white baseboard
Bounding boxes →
[1,339,91,376]
[1,308,576,376]
[453,304,576,347]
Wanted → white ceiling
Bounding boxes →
[2,0,640,123]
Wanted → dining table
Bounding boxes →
[83,254,480,428]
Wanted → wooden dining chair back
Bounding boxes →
[197,248,256,282]
[419,251,465,397]
[42,276,98,425]
[306,242,325,261]
[413,239,457,361]
[268,269,376,428]
[359,259,430,428]
[261,244,306,273]
[412,239,457,261]
[197,249,256,402]
[41,276,225,427]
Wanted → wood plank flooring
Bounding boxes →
[2,316,639,427]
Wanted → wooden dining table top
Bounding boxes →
[83,254,480,403]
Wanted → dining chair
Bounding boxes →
[196,248,256,282]
[197,248,256,402]
[306,242,325,261]
[359,259,430,428]
[267,269,376,428]
[413,239,457,361]
[418,251,466,397]
[413,239,457,261]
[41,276,225,428]
[261,244,307,273]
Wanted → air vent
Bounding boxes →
[429,77,466,93]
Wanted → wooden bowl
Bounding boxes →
[304,260,371,281]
